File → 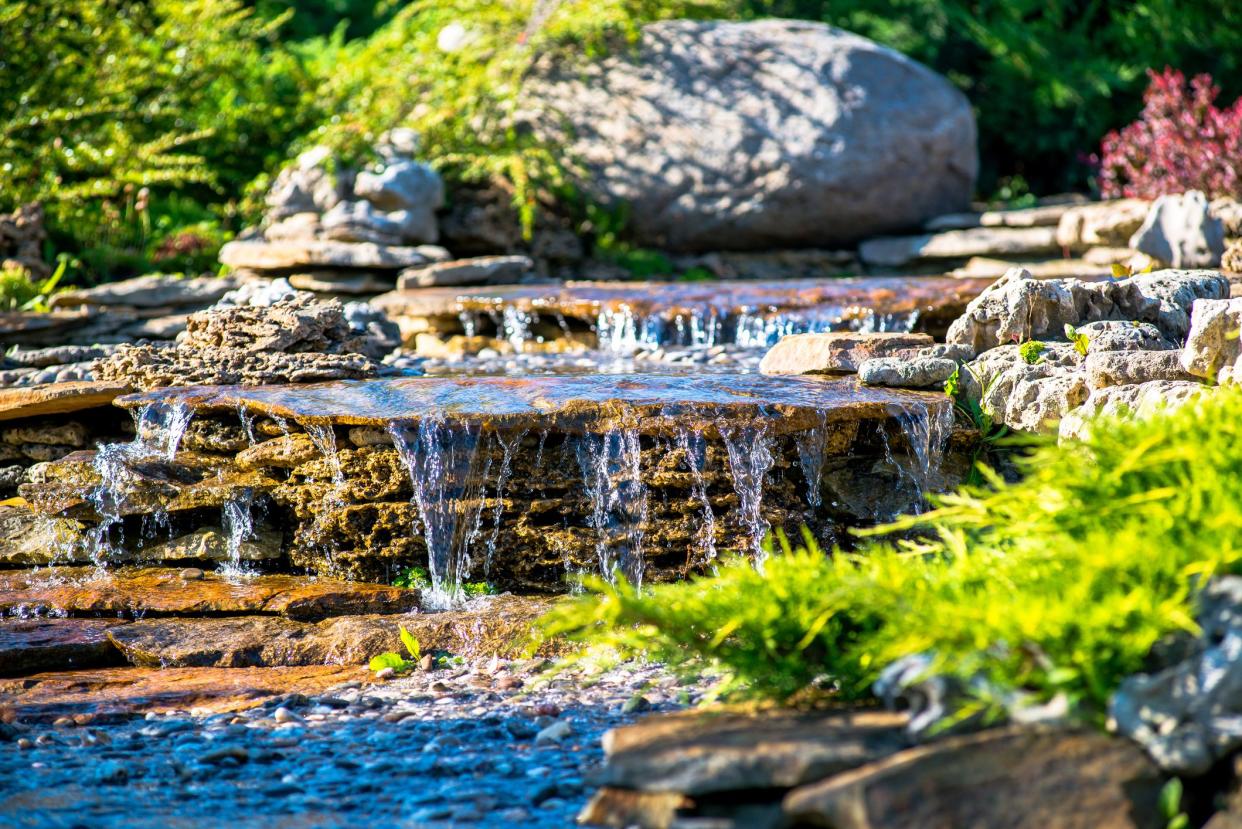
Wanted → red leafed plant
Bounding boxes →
[1097,67,1242,200]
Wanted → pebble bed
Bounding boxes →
[0,660,706,828]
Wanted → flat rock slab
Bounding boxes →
[759,332,934,375]
[118,374,953,437]
[0,618,127,677]
[286,271,395,294]
[0,665,368,723]
[860,226,1060,267]
[106,596,557,668]
[782,727,1164,829]
[0,381,131,422]
[0,567,418,620]
[49,274,248,310]
[597,708,910,796]
[219,239,442,271]
[397,255,534,289]
[371,276,996,324]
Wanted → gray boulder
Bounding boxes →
[1083,350,1197,390]
[965,343,1088,433]
[321,200,437,246]
[1110,577,1242,775]
[858,356,957,389]
[265,146,350,221]
[1073,321,1174,353]
[1058,380,1205,441]
[527,19,976,251]
[1130,190,1226,269]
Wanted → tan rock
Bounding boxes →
[597,709,909,796]
[1,422,89,447]
[859,226,1060,268]
[946,256,1110,281]
[782,728,1164,829]
[1056,198,1151,250]
[0,566,418,620]
[1059,381,1206,441]
[218,239,446,271]
[578,789,690,829]
[397,255,534,289]
[0,618,127,677]
[925,202,1077,232]
[0,665,370,723]
[1084,351,1197,390]
[0,382,130,423]
[759,333,933,375]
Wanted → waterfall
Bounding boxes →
[718,420,776,565]
[575,424,649,587]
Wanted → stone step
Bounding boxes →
[0,567,418,620]
[0,618,127,677]
[859,226,1061,268]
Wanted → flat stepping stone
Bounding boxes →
[0,618,127,677]
[219,239,443,271]
[0,381,130,422]
[0,567,418,620]
[106,595,556,668]
[859,226,1061,267]
[0,665,367,723]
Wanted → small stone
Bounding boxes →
[16,738,32,750]
[534,703,562,718]
[419,654,435,672]
[94,762,129,785]
[51,717,75,729]
[534,719,572,745]
[179,567,205,581]
[273,707,302,724]
[858,356,958,389]
[374,667,396,680]
[622,694,652,714]
[200,745,249,765]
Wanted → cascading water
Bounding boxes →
[575,424,649,587]
[717,421,776,564]
[219,487,256,576]
[483,428,526,577]
[675,428,718,565]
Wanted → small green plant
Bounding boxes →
[943,363,1009,443]
[393,566,431,590]
[1064,324,1091,357]
[0,257,69,312]
[1158,778,1190,829]
[1018,340,1047,365]
[462,581,499,598]
[369,624,422,673]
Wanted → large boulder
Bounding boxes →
[528,19,976,251]
[1130,190,1227,269]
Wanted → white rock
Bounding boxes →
[1129,190,1226,268]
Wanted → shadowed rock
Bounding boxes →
[0,618,127,677]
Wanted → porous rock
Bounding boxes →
[1130,190,1227,269]
[1056,198,1151,250]
[1181,297,1242,384]
[1084,350,1198,390]
[1058,381,1205,441]
[858,356,957,389]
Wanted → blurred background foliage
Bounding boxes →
[1,0,1239,284]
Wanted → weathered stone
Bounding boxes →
[3,345,114,369]
[858,356,958,389]
[1110,576,1242,775]
[134,527,283,563]
[0,381,130,423]
[1,421,88,448]
[759,333,934,375]
[1056,199,1151,250]
[0,619,126,677]
[596,709,909,796]
[782,728,1164,829]
[859,226,1059,268]
[1074,320,1175,353]
[320,200,433,246]
[265,211,322,242]
[1058,381,1205,441]
[236,433,320,471]
[577,789,690,829]
[106,596,556,668]
[92,294,383,390]
[397,255,535,289]
[286,271,394,295]
[352,159,442,242]
[218,239,442,271]
[1084,350,1198,390]
[1181,297,1242,384]
[527,20,975,250]
[49,274,248,310]
[265,146,348,221]
[966,343,1088,433]
[0,203,49,278]
[117,313,190,340]
[0,567,418,620]
[1130,190,1227,269]
[946,256,1111,281]
[925,202,1078,232]
[0,665,369,723]
[946,267,1228,355]
[1223,240,1242,275]
[0,505,89,565]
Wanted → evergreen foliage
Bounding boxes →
[540,385,1239,718]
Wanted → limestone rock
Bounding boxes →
[265,146,349,221]
[759,333,933,375]
[92,294,384,390]
[397,255,535,289]
[859,226,1059,268]
[1058,381,1205,441]
[286,272,394,295]
[1074,320,1175,353]
[135,527,282,563]
[0,566,419,620]
[352,160,442,243]
[49,274,248,311]
[1223,240,1242,275]
[0,618,126,677]
[527,20,976,250]
[1056,199,1151,250]
[218,239,443,271]
[925,201,1077,232]
[595,709,909,796]
[1181,297,1242,384]
[1084,351,1197,390]
[966,343,1088,433]
[1111,577,1242,775]
[264,212,321,242]
[1130,191,1227,268]
[782,728,1164,829]
[945,267,1228,355]
[858,356,957,389]
[0,505,89,566]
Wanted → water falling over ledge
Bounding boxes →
[24,374,970,596]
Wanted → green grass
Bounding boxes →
[539,385,1242,718]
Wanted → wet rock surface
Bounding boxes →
[0,618,127,677]
[0,660,709,829]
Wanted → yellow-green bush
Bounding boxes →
[541,386,1239,715]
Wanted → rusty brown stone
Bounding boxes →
[0,381,130,423]
[0,567,418,620]
[0,665,370,723]
[0,618,127,677]
[578,789,691,829]
[759,332,934,375]
[781,728,1164,829]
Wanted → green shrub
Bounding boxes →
[540,385,1240,716]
